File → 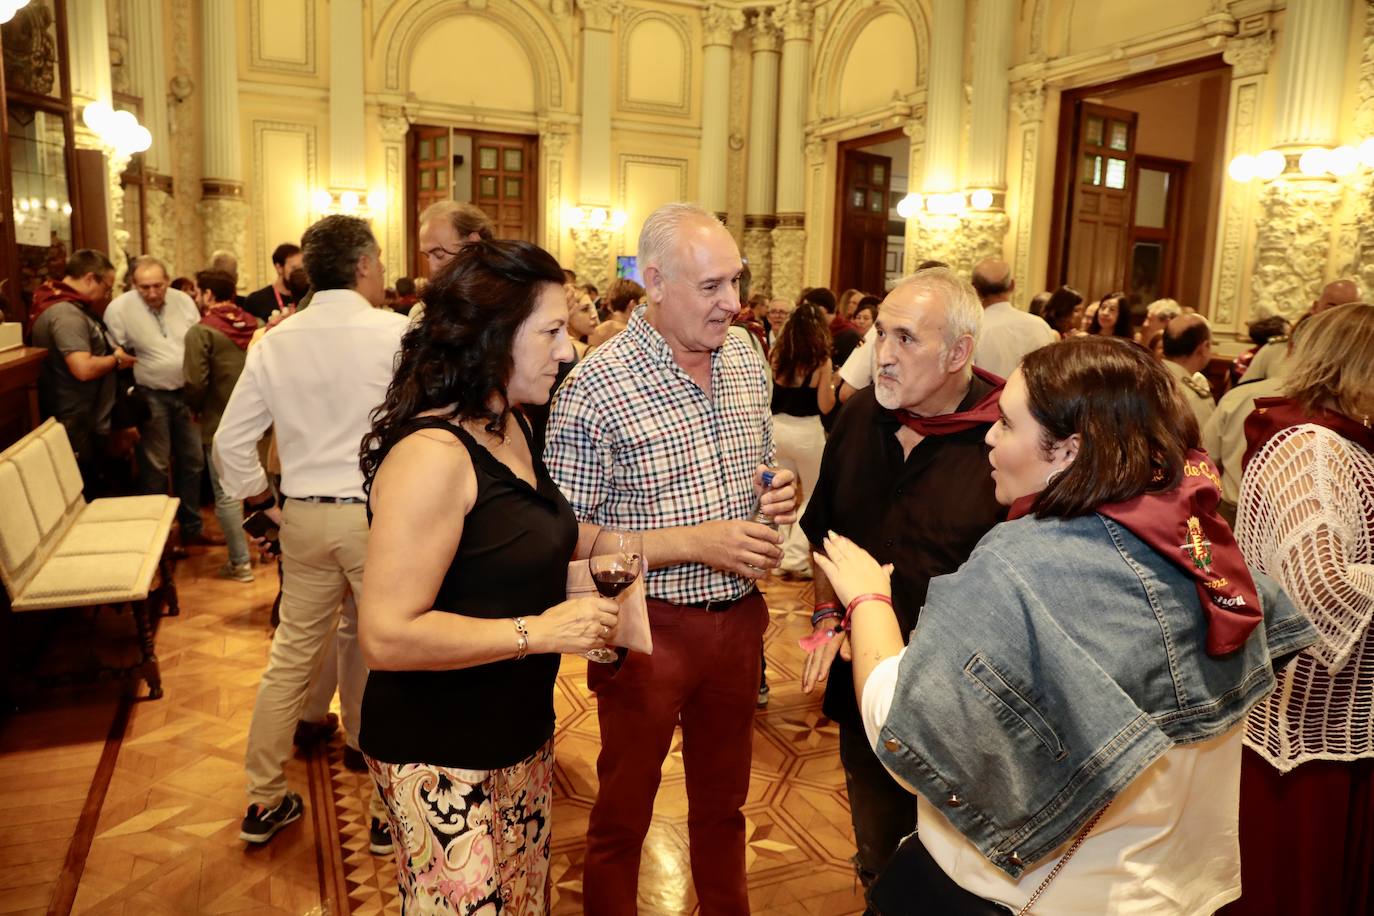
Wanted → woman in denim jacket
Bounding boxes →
[816,337,1316,915]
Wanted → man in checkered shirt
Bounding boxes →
[546,202,798,915]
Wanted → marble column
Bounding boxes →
[66,0,121,263]
[770,0,811,303]
[700,5,743,219]
[743,10,781,295]
[330,0,367,193]
[1251,0,1351,319]
[911,0,967,268]
[572,0,619,290]
[199,0,248,267]
[126,0,175,264]
[961,0,1014,273]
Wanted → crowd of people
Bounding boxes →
[21,196,1372,916]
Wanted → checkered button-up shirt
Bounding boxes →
[545,312,775,604]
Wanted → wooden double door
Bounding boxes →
[407,126,538,278]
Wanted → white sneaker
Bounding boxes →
[218,561,254,582]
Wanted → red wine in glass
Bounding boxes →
[587,530,642,663]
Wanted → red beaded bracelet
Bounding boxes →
[840,593,893,631]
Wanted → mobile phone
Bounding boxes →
[242,510,280,555]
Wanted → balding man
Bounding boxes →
[970,257,1057,378]
[1162,314,1216,428]
[1243,279,1359,381]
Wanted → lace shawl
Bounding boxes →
[1236,424,1374,772]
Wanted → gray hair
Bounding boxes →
[637,202,722,279]
[1146,298,1182,321]
[131,255,170,280]
[893,266,983,352]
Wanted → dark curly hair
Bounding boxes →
[359,240,564,493]
[1019,336,1198,518]
[302,215,377,291]
[771,302,832,386]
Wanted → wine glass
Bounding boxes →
[587,528,642,663]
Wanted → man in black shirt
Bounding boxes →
[799,268,1005,902]
[243,242,304,321]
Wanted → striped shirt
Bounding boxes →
[545,310,775,604]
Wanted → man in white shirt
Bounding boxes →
[214,215,406,849]
[970,257,1057,379]
[1162,315,1217,429]
[105,256,213,545]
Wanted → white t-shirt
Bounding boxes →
[973,300,1059,379]
[862,650,1243,915]
[104,287,201,391]
[839,325,878,390]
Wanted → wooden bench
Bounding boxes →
[0,419,179,699]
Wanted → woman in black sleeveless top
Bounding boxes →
[357,241,618,915]
[770,302,835,578]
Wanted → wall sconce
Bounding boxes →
[967,189,995,210]
[566,205,628,230]
[313,188,382,217]
[81,102,152,156]
[1228,142,1372,182]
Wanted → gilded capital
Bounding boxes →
[750,8,781,53]
[902,118,925,144]
[776,0,812,41]
[379,106,409,143]
[1223,33,1274,79]
[580,0,624,31]
[703,4,745,46]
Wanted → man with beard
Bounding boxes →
[799,268,1006,902]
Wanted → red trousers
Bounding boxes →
[583,592,768,916]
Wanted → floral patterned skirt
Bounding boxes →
[367,740,554,915]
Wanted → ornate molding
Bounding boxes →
[197,196,249,272]
[539,119,571,258]
[379,106,410,143]
[1222,33,1273,79]
[580,0,624,31]
[385,143,403,282]
[248,0,317,74]
[910,211,1009,278]
[902,117,925,145]
[1013,122,1039,290]
[1357,1,1374,139]
[200,180,244,199]
[617,153,689,207]
[385,1,566,109]
[1250,181,1340,320]
[1213,81,1261,327]
[702,4,744,46]
[250,119,318,283]
[618,9,692,117]
[804,137,826,167]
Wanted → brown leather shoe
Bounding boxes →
[293,712,338,747]
[182,530,226,547]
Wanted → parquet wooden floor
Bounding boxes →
[0,517,867,915]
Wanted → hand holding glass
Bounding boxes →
[587,529,643,662]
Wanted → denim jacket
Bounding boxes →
[875,512,1317,879]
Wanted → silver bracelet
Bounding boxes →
[512,616,529,660]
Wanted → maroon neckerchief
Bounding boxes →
[1241,396,1374,472]
[28,279,90,329]
[891,367,1005,436]
[200,302,257,350]
[1007,450,1262,656]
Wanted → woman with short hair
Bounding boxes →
[817,336,1314,914]
[1226,302,1374,916]
[358,240,619,914]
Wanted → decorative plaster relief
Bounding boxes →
[911,211,1008,278]
[540,120,571,260]
[144,185,176,268]
[571,226,614,291]
[1221,33,1273,79]
[198,197,249,272]
[1250,181,1339,319]
[249,0,316,75]
[775,0,812,41]
[770,224,806,303]
[743,226,774,297]
[619,10,691,116]
[580,0,625,31]
[1014,123,1038,289]
[1213,80,1259,327]
[1335,4,1374,292]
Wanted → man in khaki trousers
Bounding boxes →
[213,215,407,849]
